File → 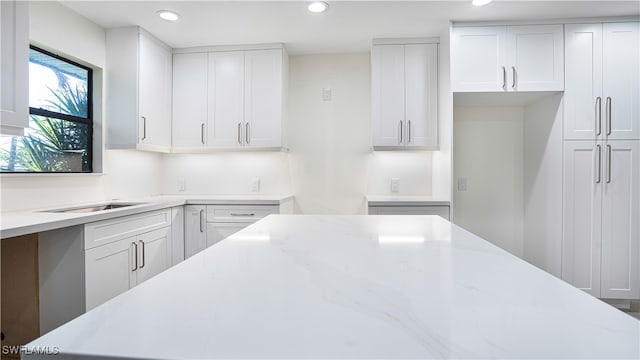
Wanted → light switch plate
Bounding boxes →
[391,178,400,193]
[322,88,332,101]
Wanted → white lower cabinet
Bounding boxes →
[206,222,246,247]
[562,140,639,299]
[368,205,450,220]
[184,205,207,258]
[84,209,173,310]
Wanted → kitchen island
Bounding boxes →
[24,215,639,359]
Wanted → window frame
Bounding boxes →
[1,45,95,173]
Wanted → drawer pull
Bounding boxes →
[230,213,255,217]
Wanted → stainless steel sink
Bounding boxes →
[45,203,143,213]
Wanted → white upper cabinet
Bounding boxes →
[372,41,439,150]
[172,53,208,147]
[0,0,29,136]
[452,25,564,92]
[244,49,283,147]
[172,46,286,151]
[452,26,507,92]
[209,51,246,147]
[106,27,172,152]
[602,23,640,140]
[565,22,640,140]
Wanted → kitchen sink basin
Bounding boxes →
[44,203,144,213]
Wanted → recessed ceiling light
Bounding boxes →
[472,0,493,6]
[157,10,179,21]
[308,1,329,13]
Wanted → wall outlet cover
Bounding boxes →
[457,177,467,191]
[391,178,400,193]
[251,178,261,192]
[177,179,186,192]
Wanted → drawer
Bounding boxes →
[206,205,278,223]
[368,205,450,220]
[84,209,172,250]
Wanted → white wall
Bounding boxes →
[160,152,291,195]
[0,2,163,211]
[453,106,524,257]
[523,94,563,277]
[286,53,436,214]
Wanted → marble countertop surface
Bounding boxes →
[24,215,639,359]
[367,195,451,206]
[0,195,293,239]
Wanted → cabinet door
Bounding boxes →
[138,31,172,147]
[562,141,602,297]
[206,222,248,248]
[184,205,206,258]
[602,22,640,140]
[506,25,564,91]
[135,227,172,285]
[601,140,639,299]
[85,238,136,310]
[172,53,208,147]
[209,51,245,147]
[452,26,507,92]
[405,44,438,148]
[564,24,604,140]
[372,45,406,146]
[0,0,29,135]
[244,49,282,147]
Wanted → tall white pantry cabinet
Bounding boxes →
[562,22,640,300]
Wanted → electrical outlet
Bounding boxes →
[457,177,467,191]
[322,88,332,101]
[391,178,400,193]
[251,178,261,193]
[177,178,186,192]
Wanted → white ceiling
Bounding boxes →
[61,1,640,54]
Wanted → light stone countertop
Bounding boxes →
[0,195,293,239]
[23,215,639,359]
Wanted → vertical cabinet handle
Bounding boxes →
[199,209,204,232]
[131,242,138,271]
[237,123,242,144]
[511,66,517,89]
[398,120,403,144]
[596,97,602,136]
[607,144,612,184]
[246,123,250,145]
[141,117,147,140]
[201,123,205,144]
[139,240,145,269]
[407,120,412,144]
[596,144,602,184]
[606,97,612,136]
[502,66,507,90]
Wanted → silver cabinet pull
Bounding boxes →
[607,144,612,183]
[606,97,612,136]
[511,66,517,89]
[596,97,602,136]
[141,117,147,140]
[199,209,204,232]
[139,240,145,269]
[230,213,255,217]
[596,144,602,183]
[502,66,507,90]
[407,120,412,144]
[398,120,403,144]
[237,123,242,144]
[246,123,250,145]
[131,242,138,271]
[201,123,205,144]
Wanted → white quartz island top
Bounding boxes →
[24,215,638,359]
[0,194,293,239]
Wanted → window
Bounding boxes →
[0,46,93,173]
